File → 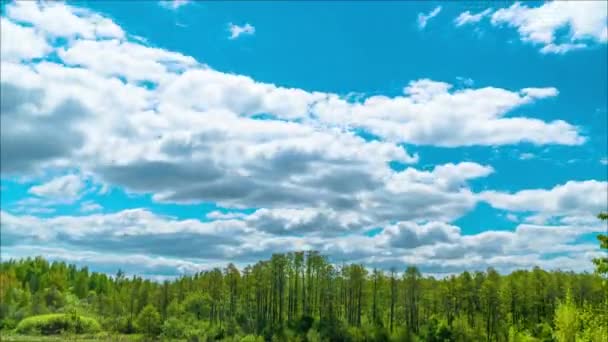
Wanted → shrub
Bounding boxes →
[15,313,101,335]
[161,316,187,339]
[240,335,264,342]
[136,304,161,337]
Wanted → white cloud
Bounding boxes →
[312,80,582,146]
[58,39,196,83]
[206,211,247,220]
[0,1,604,276]
[418,6,442,29]
[6,1,124,39]
[481,180,608,217]
[228,23,255,39]
[454,8,492,27]
[1,209,603,275]
[491,1,608,54]
[1,245,213,278]
[539,43,587,55]
[0,1,588,225]
[28,174,84,202]
[601,158,608,165]
[0,18,51,61]
[382,221,461,249]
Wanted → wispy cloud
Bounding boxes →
[417,6,441,29]
[519,153,535,160]
[80,201,103,213]
[159,0,190,10]
[454,8,492,27]
[228,23,255,40]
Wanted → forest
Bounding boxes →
[0,214,606,342]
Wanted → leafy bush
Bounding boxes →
[136,304,161,337]
[239,335,264,342]
[161,317,187,339]
[15,313,101,335]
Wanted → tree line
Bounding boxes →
[0,214,606,341]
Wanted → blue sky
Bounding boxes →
[1,0,607,278]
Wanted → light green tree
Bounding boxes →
[553,290,579,342]
[136,304,161,337]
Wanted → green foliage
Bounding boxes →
[531,323,553,342]
[577,304,608,342]
[2,248,608,341]
[593,212,608,280]
[508,327,539,342]
[553,291,579,342]
[135,304,160,337]
[160,317,186,339]
[305,328,322,342]
[14,313,101,335]
[240,335,264,342]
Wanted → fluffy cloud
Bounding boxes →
[0,209,248,260]
[0,18,51,61]
[1,209,603,276]
[481,180,608,220]
[58,39,196,83]
[0,1,604,277]
[0,2,587,217]
[245,208,364,236]
[382,221,461,249]
[0,80,89,174]
[1,245,211,278]
[6,1,124,39]
[491,1,608,54]
[418,6,442,29]
[312,80,582,146]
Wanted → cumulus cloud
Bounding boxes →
[0,1,603,276]
[0,81,89,174]
[58,39,196,83]
[481,180,608,219]
[418,6,442,29]
[382,221,461,249]
[0,209,248,260]
[228,23,255,39]
[312,80,582,147]
[1,209,603,276]
[491,1,608,54]
[6,1,124,39]
[0,18,51,61]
